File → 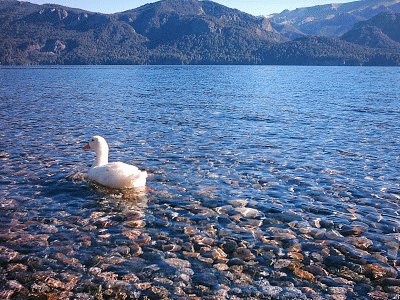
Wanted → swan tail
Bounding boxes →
[129,170,148,188]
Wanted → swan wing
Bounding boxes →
[88,162,147,189]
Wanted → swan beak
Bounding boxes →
[83,144,91,150]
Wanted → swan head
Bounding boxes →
[83,136,109,153]
[83,136,109,166]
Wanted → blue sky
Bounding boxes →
[27,0,354,15]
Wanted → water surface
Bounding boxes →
[0,66,399,299]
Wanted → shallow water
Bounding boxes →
[0,66,399,299]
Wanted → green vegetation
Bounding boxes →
[0,0,399,65]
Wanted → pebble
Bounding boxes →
[162,244,182,252]
[0,247,21,264]
[45,277,64,289]
[368,290,389,300]
[280,287,306,299]
[214,263,229,271]
[136,233,152,246]
[288,252,304,261]
[164,258,191,269]
[62,273,81,291]
[192,235,215,246]
[233,247,255,261]
[381,278,400,287]
[241,219,263,227]
[136,282,151,290]
[183,226,198,235]
[54,253,83,269]
[199,246,212,253]
[328,287,349,294]
[122,274,139,283]
[353,283,374,295]
[122,229,141,241]
[234,207,261,218]
[6,280,27,293]
[183,251,200,258]
[273,259,292,269]
[98,272,118,281]
[6,263,27,273]
[228,258,247,266]
[178,273,191,282]
[292,268,315,281]
[124,220,146,228]
[265,227,297,240]
[198,256,214,264]
[319,219,335,229]
[193,271,218,288]
[383,285,400,294]
[304,265,329,276]
[340,224,368,236]
[89,267,102,275]
[364,263,398,280]
[211,247,228,260]
[325,230,344,239]
[114,245,131,256]
[221,240,238,254]
[348,236,373,249]
[285,240,302,252]
[227,199,248,207]
[149,285,169,299]
[324,255,346,269]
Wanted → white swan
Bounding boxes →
[83,136,147,189]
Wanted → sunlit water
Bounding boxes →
[0,66,399,299]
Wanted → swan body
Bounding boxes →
[84,136,147,189]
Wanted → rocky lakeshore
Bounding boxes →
[1,181,399,299]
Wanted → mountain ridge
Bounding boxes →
[269,0,400,38]
[342,11,400,48]
[0,0,399,65]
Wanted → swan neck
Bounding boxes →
[94,146,109,167]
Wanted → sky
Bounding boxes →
[26,0,355,16]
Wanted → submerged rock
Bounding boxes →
[234,207,261,218]
[234,247,255,261]
[148,285,170,299]
[164,258,191,269]
[273,259,292,269]
[211,247,227,261]
[265,227,297,240]
[292,268,315,281]
[214,263,229,271]
[193,271,218,288]
[227,199,248,207]
[0,246,22,264]
[221,240,238,254]
[340,223,368,236]
[364,263,398,280]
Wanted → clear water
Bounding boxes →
[0,66,399,299]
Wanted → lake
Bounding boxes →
[0,66,399,299]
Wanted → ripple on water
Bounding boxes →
[0,66,399,299]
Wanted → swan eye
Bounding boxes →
[91,139,95,142]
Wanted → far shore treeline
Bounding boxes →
[1,0,400,65]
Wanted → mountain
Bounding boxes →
[0,0,148,64]
[0,0,285,64]
[0,0,399,65]
[115,0,286,63]
[117,0,282,46]
[270,0,400,38]
[342,11,400,48]
[262,35,400,65]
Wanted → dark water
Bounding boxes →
[0,66,399,299]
